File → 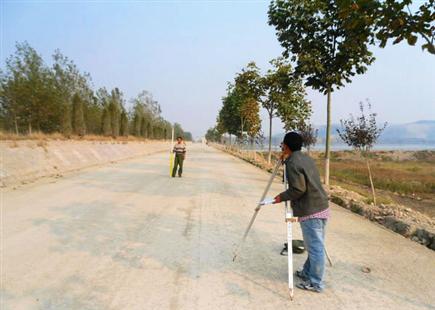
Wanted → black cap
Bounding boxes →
[283,132,303,152]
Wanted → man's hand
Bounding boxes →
[273,195,282,204]
[259,195,282,206]
[259,198,275,206]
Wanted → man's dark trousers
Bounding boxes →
[172,154,184,177]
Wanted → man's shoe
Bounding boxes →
[295,270,309,281]
[296,281,322,293]
[280,243,288,256]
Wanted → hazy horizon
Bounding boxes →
[2,1,435,138]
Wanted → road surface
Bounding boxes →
[2,144,435,309]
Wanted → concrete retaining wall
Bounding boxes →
[0,140,169,187]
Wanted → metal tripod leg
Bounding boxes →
[325,245,333,267]
[232,161,282,262]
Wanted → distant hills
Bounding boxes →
[270,120,435,146]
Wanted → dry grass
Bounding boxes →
[0,131,168,143]
[263,148,435,197]
[313,153,435,197]
[216,145,435,217]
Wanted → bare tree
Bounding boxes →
[299,122,318,155]
[337,100,387,205]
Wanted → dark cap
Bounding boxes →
[283,132,303,152]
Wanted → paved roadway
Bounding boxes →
[2,144,434,309]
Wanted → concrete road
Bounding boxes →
[2,144,435,310]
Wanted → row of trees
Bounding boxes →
[207,59,313,163]
[0,42,192,140]
[268,0,434,185]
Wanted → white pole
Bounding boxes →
[284,168,294,300]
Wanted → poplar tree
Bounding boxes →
[61,103,72,137]
[261,58,311,162]
[101,108,112,136]
[72,93,85,136]
[234,62,263,143]
[120,110,129,136]
[269,0,376,185]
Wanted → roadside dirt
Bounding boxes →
[2,144,434,309]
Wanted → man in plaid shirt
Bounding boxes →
[272,132,330,293]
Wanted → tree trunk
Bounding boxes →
[324,88,332,186]
[14,118,19,135]
[28,121,32,135]
[366,157,377,206]
[268,113,273,164]
[240,118,244,145]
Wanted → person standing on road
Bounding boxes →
[172,136,186,178]
[273,132,329,293]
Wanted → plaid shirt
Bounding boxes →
[298,207,330,222]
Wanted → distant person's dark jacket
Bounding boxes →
[278,151,329,217]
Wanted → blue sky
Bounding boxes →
[2,0,435,138]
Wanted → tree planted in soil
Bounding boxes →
[261,58,310,164]
[268,0,376,187]
[299,123,318,155]
[337,101,387,205]
[234,62,263,144]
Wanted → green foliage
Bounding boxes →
[61,103,72,136]
[173,123,184,139]
[108,88,123,137]
[130,90,159,139]
[268,0,381,185]
[101,108,112,136]
[213,59,311,149]
[375,0,435,54]
[205,126,221,142]
[183,132,193,141]
[0,42,60,133]
[217,83,242,137]
[84,96,103,135]
[0,42,190,139]
[216,62,264,144]
[120,110,129,136]
[234,62,263,141]
[268,0,376,93]
[72,93,86,136]
[261,58,310,124]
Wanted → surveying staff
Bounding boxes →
[172,136,186,177]
[273,132,329,293]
